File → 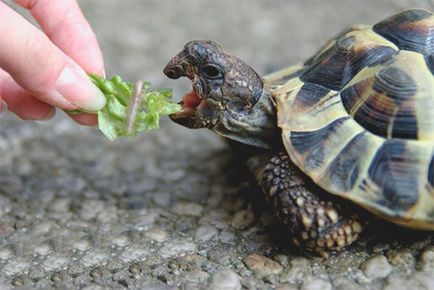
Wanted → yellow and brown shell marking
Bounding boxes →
[269,9,434,229]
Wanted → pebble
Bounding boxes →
[3,259,31,276]
[159,239,197,258]
[198,209,231,230]
[96,206,118,223]
[41,254,71,272]
[383,274,416,290]
[274,254,289,268]
[153,193,171,207]
[79,200,105,220]
[132,210,160,231]
[243,254,283,278]
[175,218,195,236]
[0,175,23,195]
[50,272,64,283]
[145,228,169,242]
[207,192,223,208]
[172,202,204,217]
[129,262,142,274]
[412,272,434,290]
[105,259,124,273]
[183,270,209,283]
[67,262,86,277]
[73,238,92,252]
[15,159,32,175]
[80,250,109,267]
[119,247,150,263]
[208,270,241,290]
[194,225,218,242]
[372,242,391,253]
[28,267,47,282]
[300,279,332,290]
[11,276,26,287]
[141,282,180,290]
[219,230,237,244]
[333,277,365,290]
[275,285,298,290]
[387,249,415,272]
[0,197,12,218]
[169,254,206,272]
[164,168,186,182]
[31,221,55,235]
[208,244,234,266]
[231,209,255,230]
[0,247,14,260]
[360,255,392,279]
[112,234,131,247]
[51,198,71,213]
[280,257,311,284]
[419,247,434,271]
[122,196,147,210]
[240,277,257,289]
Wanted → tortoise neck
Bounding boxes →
[214,89,280,149]
[252,90,281,148]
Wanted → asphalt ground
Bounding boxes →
[0,1,433,289]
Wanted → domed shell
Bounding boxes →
[266,9,434,229]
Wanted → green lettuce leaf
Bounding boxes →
[71,74,181,141]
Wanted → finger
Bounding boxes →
[0,97,8,118]
[0,2,106,111]
[0,70,55,120]
[14,0,105,75]
[68,112,98,126]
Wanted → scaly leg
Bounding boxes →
[248,152,364,257]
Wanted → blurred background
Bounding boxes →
[82,0,434,98]
[1,1,434,289]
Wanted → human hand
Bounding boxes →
[0,0,106,125]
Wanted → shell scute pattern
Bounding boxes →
[373,9,434,80]
[270,9,434,229]
[300,28,398,91]
[341,51,434,140]
[325,132,368,192]
[373,9,434,55]
[429,156,434,188]
[366,139,420,211]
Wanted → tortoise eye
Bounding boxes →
[202,64,222,79]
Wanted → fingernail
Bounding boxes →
[0,98,8,118]
[55,66,106,111]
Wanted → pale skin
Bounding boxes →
[0,0,107,125]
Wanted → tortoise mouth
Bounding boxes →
[180,90,203,113]
[164,58,211,128]
[169,86,207,128]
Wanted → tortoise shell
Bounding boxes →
[265,9,434,229]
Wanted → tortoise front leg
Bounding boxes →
[248,152,364,257]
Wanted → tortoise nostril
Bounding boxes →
[164,63,185,79]
[165,69,177,79]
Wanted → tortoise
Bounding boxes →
[163,8,434,255]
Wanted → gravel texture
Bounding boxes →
[1,0,434,289]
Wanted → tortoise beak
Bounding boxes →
[169,110,199,127]
[163,53,188,79]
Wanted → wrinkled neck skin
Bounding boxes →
[213,89,280,150]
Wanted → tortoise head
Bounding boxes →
[164,40,279,149]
